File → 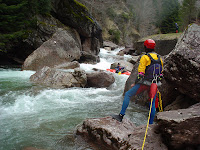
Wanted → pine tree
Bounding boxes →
[159,0,180,34]
[0,0,51,52]
[179,0,198,30]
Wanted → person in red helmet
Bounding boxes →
[112,39,163,124]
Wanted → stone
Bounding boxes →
[79,51,100,64]
[22,28,81,71]
[30,66,87,88]
[76,116,167,150]
[104,47,112,51]
[86,71,115,88]
[156,103,200,150]
[53,61,80,69]
[103,41,119,50]
[163,23,200,102]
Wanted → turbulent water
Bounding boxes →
[0,48,148,150]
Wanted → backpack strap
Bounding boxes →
[146,53,161,65]
[145,53,163,80]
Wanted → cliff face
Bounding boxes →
[0,0,103,66]
[51,0,103,55]
[77,0,141,45]
[135,33,182,55]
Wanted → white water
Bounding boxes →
[0,48,148,150]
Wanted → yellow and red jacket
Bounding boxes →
[138,52,163,74]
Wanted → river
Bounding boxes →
[0,48,148,150]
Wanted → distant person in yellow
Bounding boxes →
[112,39,163,124]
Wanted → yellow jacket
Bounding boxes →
[138,53,163,73]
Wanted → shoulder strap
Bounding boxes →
[146,53,154,61]
[146,53,161,65]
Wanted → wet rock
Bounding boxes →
[127,56,140,65]
[104,47,112,51]
[86,71,115,88]
[76,116,167,150]
[79,51,100,64]
[164,94,197,111]
[117,50,124,56]
[53,61,80,69]
[22,28,81,71]
[156,103,200,150]
[123,44,137,56]
[163,23,200,102]
[30,66,87,88]
[103,41,119,50]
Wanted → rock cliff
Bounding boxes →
[161,24,200,105]
[51,0,103,55]
[1,0,103,66]
[135,33,182,55]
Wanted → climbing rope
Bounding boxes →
[157,91,163,112]
[142,97,154,150]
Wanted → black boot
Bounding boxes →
[111,114,124,122]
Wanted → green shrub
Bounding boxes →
[108,29,121,44]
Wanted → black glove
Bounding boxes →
[135,73,144,84]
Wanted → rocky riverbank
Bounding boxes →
[75,24,200,150]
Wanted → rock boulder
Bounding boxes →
[76,116,167,150]
[156,103,200,150]
[30,66,87,88]
[163,23,200,102]
[22,28,81,71]
[103,41,119,50]
[135,33,181,56]
[86,71,115,88]
[53,61,80,69]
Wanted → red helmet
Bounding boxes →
[144,39,156,49]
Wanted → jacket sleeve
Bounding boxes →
[138,55,148,73]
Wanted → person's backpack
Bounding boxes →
[145,53,162,80]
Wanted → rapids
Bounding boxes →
[0,48,148,150]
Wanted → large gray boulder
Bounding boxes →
[22,28,81,71]
[76,116,167,150]
[162,23,200,102]
[86,71,115,88]
[135,33,181,55]
[30,66,87,88]
[79,51,100,64]
[103,41,119,50]
[156,103,200,150]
